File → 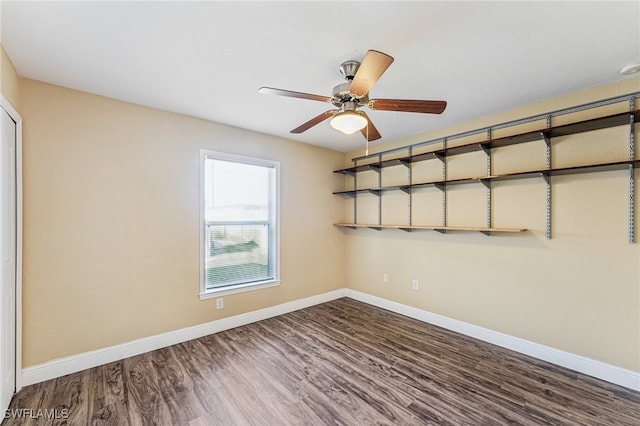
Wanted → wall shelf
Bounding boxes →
[333,93,639,241]
[334,223,527,235]
[334,110,640,175]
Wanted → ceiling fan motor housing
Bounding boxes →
[333,60,368,107]
[331,82,369,107]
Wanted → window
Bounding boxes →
[200,150,279,298]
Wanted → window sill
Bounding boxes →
[199,279,280,300]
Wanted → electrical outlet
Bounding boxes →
[383,273,389,283]
[216,298,224,310]
[412,279,419,290]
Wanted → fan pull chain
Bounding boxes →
[365,123,369,156]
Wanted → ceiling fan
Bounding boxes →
[258,50,447,142]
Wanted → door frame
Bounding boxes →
[1,94,22,395]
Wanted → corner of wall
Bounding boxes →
[1,45,21,111]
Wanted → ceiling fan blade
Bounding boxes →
[368,99,447,114]
[349,50,394,97]
[359,112,382,141]
[290,110,336,134]
[258,87,332,103]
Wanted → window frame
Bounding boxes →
[199,149,280,299]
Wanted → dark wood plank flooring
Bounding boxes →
[4,298,639,425]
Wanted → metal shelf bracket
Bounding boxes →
[484,130,493,235]
[543,118,552,240]
[629,97,636,244]
[399,159,411,169]
[353,159,358,225]
[441,139,448,231]
[407,147,413,228]
[377,154,382,228]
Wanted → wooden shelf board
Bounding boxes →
[550,110,640,138]
[546,160,639,176]
[333,185,405,196]
[489,160,640,182]
[334,223,527,233]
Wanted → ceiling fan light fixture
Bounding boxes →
[330,111,367,134]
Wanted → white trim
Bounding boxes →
[22,289,346,386]
[198,279,280,299]
[344,289,640,392]
[0,95,22,394]
[21,288,640,392]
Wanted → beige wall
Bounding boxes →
[19,79,345,367]
[342,78,640,371]
[8,44,640,375]
[1,46,20,110]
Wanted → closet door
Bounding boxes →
[0,105,17,412]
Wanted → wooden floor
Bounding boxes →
[4,298,640,425]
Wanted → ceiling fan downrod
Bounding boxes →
[339,60,360,81]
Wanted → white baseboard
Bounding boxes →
[21,289,347,386]
[344,289,640,392]
[22,288,639,392]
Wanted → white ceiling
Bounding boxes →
[2,1,639,152]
